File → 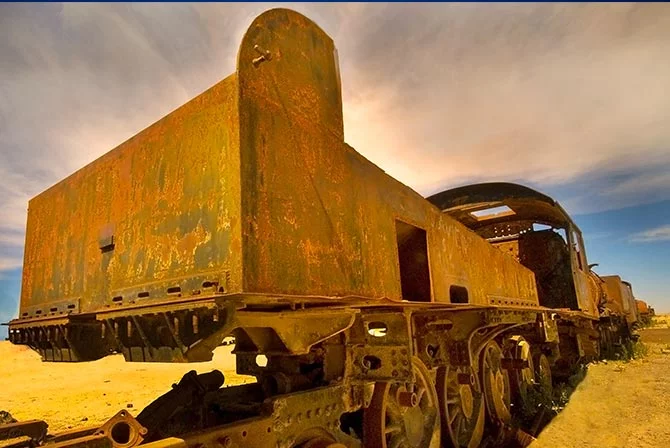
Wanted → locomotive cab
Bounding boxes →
[428,182,600,318]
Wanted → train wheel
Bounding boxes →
[600,326,616,359]
[504,336,536,408]
[480,340,512,425]
[436,366,485,448]
[533,353,552,396]
[363,357,441,448]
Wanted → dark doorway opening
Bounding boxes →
[395,220,432,302]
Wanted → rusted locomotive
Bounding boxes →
[636,299,655,326]
[5,9,642,448]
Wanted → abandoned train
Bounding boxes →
[636,299,655,326]
[6,9,643,448]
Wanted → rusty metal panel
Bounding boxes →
[602,276,627,315]
[16,8,540,354]
[636,299,650,315]
[567,227,600,318]
[139,417,276,448]
[20,75,242,315]
[0,420,47,443]
[602,276,638,325]
[236,9,538,306]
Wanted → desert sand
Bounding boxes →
[0,343,252,432]
[532,325,670,448]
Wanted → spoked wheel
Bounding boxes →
[436,366,485,448]
[504,336,536,408]
[480,340,512,426]
[532,353,552,396]
[363,357,441,448]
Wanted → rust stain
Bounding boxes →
[20,75,242,315]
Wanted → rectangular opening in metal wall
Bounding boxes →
[449,285,469,304]
[395,220,431,302]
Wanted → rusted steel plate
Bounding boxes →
[602,275,639,325]
[43,427,99,444]
[0,436,32,448]
[139,417,276,448]
[235,309,357,355]
[20,74,243,315]
[48,435,111,448]
[0,420,47,443]
[236,9,538,305]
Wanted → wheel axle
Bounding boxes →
[397,390,419,407]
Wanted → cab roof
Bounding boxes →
[426,182,576,231]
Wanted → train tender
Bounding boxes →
[636,299,655,326]
[5,8,640,448]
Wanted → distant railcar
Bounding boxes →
[636,299,655,325]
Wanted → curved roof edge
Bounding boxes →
[426,182,576,230]
[426,182,556,211]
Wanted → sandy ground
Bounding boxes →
[0,343,253,432]
[532,324,670,448]
[2,317,669,446]
[649,314,670,328]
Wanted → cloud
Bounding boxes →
[1,2,670,265]
[554,161,670,216]
[604,171,670,197]
[0,233,25,246]
[335,3,670,195]
[629,225,670,243]
[0,257,23,271]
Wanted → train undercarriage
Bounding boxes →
[5,299,613,448]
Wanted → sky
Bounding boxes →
[1,3,669,337]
